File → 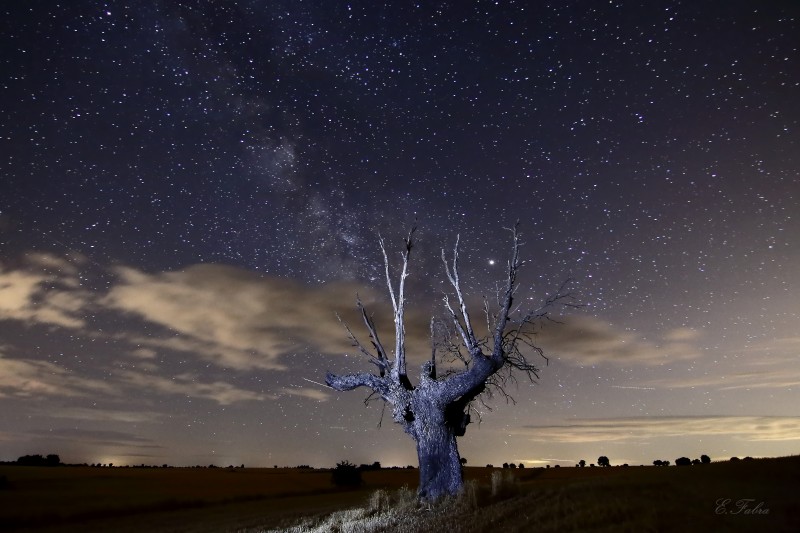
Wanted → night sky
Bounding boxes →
[1,1,798,469]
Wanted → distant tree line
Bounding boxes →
[567,454,760,468]
[1,452,759,471]
[2,454,63,466]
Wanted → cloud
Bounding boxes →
[0,354,115,399]
[0,252,710,381]
[0,252,90,328]
[101,262,433,371]
[44,407,166,424]
[0,353,271,406]
[639,338,800,390]
[116,369,270,405]
[536,316,704,366]
[26,427,160,447]
[518,416,800,443]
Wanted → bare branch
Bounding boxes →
[442,293,471,349]
[378,227,416,389]
[335,312,387,373]
[356,296,390,377]
[483,296,492,337]
[378,233,397,315]
[491,223,521,364]
[326,371,391,399]
[394,226,415,382]
[441,236,480,351]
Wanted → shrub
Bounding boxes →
[700,455,711,464]
[598,456,610,467]
[331,460,362,487]
[675,457,691,466]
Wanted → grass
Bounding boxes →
[1,457,797,532]
[251,457,799,533]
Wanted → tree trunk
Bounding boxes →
[412,401,463,501]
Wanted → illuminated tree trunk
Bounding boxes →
[411,397,463,500]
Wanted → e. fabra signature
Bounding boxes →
[715,498,769,515]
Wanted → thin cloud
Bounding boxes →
[101,262,436,372]
[115,369,270,405]
[43,407,166,424]
[641,340,800,390]
[0,354,115,399]
[27,427,161,447]
[0,253,90,329]
[518,416,800,443]
[102,264,379,370]
[537,316,704,366]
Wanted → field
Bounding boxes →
[1,457,797,532]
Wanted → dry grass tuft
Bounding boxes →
[490,470,519,500]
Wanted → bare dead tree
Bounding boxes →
[325,224,576,501]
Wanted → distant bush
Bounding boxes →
[730,456,740,461]
[598,456,610,467]
[700,454,711,464]
[16,454,61,467]
[331,460,362,488]
[675,457,692,466]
